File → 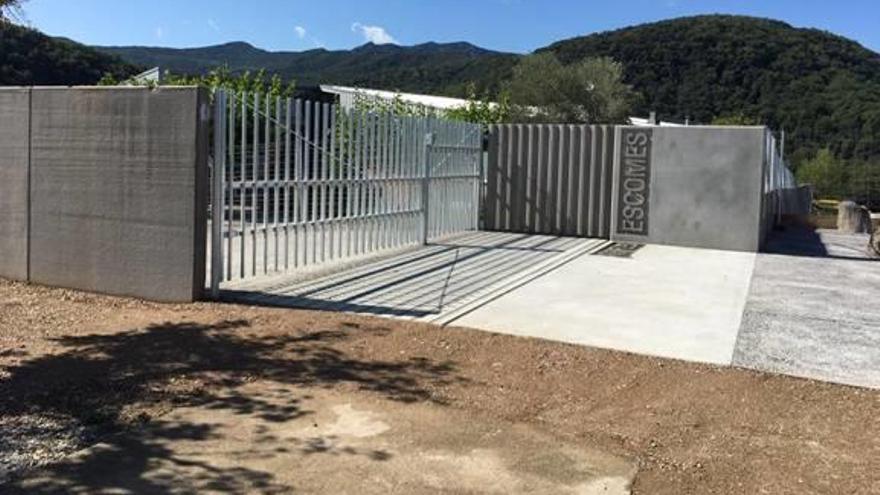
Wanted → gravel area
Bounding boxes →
[1,277,879,494]
[0,415,95,484]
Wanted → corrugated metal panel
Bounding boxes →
[485,124,615,238]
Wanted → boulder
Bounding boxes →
[837,200,873,234]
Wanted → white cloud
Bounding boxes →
[351,22,397,45]
[294,25,307,39]
[155,26,164,39]
[208,19,220,32]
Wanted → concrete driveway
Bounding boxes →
[452,243,756,365]
[224,228,879,388]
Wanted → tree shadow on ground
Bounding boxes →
[0,318,462,493]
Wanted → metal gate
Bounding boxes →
[208,89,483,296]
[484,124,616,238]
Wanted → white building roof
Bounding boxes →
[320,85,470,110]
[321,84,685,126]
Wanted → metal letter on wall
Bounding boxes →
[616,128,652,236]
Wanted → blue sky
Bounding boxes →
[22,0,880,53]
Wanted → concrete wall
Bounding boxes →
[485,124,615,237]
[0,86,208,302]
[0,88,30,281]
[611,126,767,252]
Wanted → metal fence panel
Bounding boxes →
[485,124,616,238]
[209,89,482,293]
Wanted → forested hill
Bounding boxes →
[541,15,880,161]
[97,41,518,97]
[4,14,879,163]
[0,22,139,85]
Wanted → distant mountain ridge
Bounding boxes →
[96,40,518,96]
[2,14,878,162]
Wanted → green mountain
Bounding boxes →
[4,15,879,163]
[0,22,139,85]
[96,41,518,97]
[541,15,880,162]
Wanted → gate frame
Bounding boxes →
[208,89,483,297]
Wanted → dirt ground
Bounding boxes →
[1,278,878,494]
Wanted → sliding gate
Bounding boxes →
[208,89,483,296]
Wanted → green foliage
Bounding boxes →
[795,149,880,203]
[796,149,849,199]
[444,83,511,127]
[351,91,438,118]
[0,22,139,85]
[505,53,637,123]
[347,83,510,128]
[543,15,880,161]
[711,113,761,126]
[161,66,296,99]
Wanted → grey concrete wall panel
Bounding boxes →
[28,87,208,302]
[485,124,615,238]
[612,126,766,252]
[0,88,31,281]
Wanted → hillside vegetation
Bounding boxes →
[97,15,880,166]
[542,15,880,162]
[0,22,139,85]
[98,41,518,97]
[4,14,880,177]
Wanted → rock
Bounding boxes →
[836,200,873,234]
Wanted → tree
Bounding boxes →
[796,148,849,199]
[444,82,511,127]
[711,113,761,126]
[0,0,26,23]
[505,53,637,123]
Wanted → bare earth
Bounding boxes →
[1,278,878,494]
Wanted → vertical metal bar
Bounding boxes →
[364,112,373,254]
[239,92,247,279]
[362,109,370,255]
[274,96,281,273]
[294,99,303,267]
[346,108,354,258]
[321,102,330,263]
[210,90,226,298]
[475,126,483,231]
[226,91,235,280]
[311,101,319,265]
[304,100,312,266]
[587,126,598,237]
[422,122,433,245]
[251,92,259,277]
[328,104,337,261]
[263,95,270,274]
[379,110,388,249]
[284,97,291,271]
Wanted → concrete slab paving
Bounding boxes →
[223,231,609,323]
[732,228,880,388]
[451,244,757,365]
[8,386,636,494]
